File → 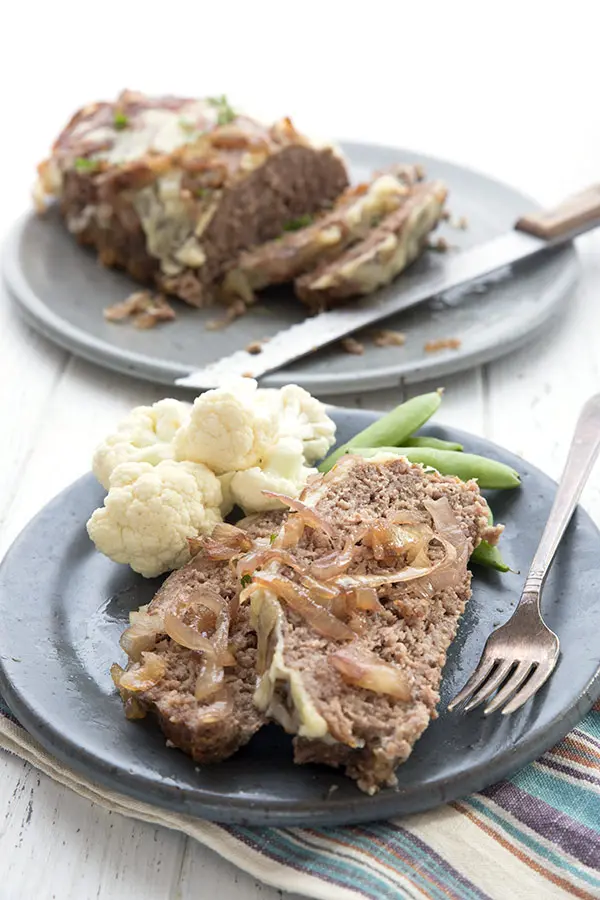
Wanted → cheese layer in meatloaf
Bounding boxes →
[112,512,283,763]
[35,91,348,307]
[248,456,489,794]
[295,180,447,309]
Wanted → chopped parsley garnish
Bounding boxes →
[74,157,99,173]
[269,533,277,545]
[208,94,236,126]
[240,574,252,588]
[282,214,313,232]
[113,111,129,130]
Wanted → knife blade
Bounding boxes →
[176,185,600,390]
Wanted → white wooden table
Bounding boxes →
[1,4,600,898]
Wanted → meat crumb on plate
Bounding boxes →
[104,291,176,329]
[341,337,365,355]
[372,328,406,348]
[424,337,462,353]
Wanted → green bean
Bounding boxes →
[340,447,521,489]
[404,436,464,452]
[319,391,443,473]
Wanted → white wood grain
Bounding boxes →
[2,4,600,898]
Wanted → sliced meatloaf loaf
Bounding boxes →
[220,173,412,304]
[112,511,283,763]
[295,180,447,309]
[245,455,489,793]
[35,91,348,307]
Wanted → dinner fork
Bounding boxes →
[449,393,600,716]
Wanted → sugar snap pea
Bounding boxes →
[471,510,510,572]
[404,436,464,452]
[342,447,521,489]
[319,391,443,473]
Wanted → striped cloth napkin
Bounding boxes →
[1,692,599,900]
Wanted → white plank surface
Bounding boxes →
[1,3,600,898]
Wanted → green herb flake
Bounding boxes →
[179,118,196,134]
[240,574,252,588]
[208,94,236,126]
[113,111,129,130]
[269,533,277,545]
[282,214,313,232]
[74,157,99,173]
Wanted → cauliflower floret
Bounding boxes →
[275,385,336,464]
[230,436,316,513]
[92,398,192,490]
[86,459,223,578]
[173,378,278,474]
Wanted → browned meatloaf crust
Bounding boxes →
[114,511,283,763]
[295,180,447,309]
[249,456,489,793]
[35,91,348,307]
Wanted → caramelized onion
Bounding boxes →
[118,652,166,692]
[299,574,339,602]
[237,547,300,578]
[350,586,385,612]
[164,612,217,654]
[262,492,335,537]
[120,612,165,661]
[252,571,354,641]
[330,648,411,700]
[423,497,465,548]
[203,523,253,560]
[308,529,365,580]
[363,522,427,562]
[196,691,234,722]
[278,515,305,548]
[187,586,231,633]
[194,654,224,701]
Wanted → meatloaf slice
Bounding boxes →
[35,90,348,307]
[247,456,489,793]
[112,511,283,763]
[220,172,417,303]
[295,180,448,309]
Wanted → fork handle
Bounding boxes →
[523,393,600,597]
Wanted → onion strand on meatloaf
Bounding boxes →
[112,512,283,763]
[35,90,348,307]
[245,455,490,794]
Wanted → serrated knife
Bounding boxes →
[176,184,600,390]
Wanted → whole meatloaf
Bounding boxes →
[35,91,348,307]
[245,455,490,793]
[295,180,448,309]
[111,512,283,763]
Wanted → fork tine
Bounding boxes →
[463,659,514,712]
[447,655,496,711]
[484,661,535,715]
[501,658,558,715]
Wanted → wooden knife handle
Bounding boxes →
[516,183,600,240]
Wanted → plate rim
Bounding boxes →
[1,416,600,826]
[2,142,580,394]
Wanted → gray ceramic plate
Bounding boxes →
[3,144,579,395]
[1,408,600,827]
